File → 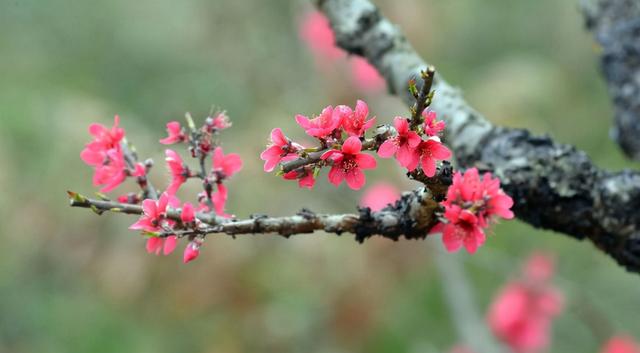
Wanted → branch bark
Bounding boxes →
[316,0,640,273]
[582,0,640,160]
[69,183,444,242]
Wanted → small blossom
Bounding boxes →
[435,168,514,254]
[342,100,376,137]
[207,112,231,131]
[601,336,640,353]
[129,192,179,233]
[413,138,452,176]
[146,235,178,256]
[92,149,127,193]
[378,117,421,169]
[165,149,189,195]
[211,147,243,180]
[85,115,125,151]
[487,253,564,353]
[321,136,377,190]
[181,202,196,224]
[360,182,400,211]
[441,205,485,254]
[295,105,348,139]
[283,167,316,189]
[422,110,446,136]
[183,239,202,263]
[159,121,185,144]
[260,128,302,172]
[80,115,132,193]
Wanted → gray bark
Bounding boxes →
[583,0,640,160]
[317,0,640,273]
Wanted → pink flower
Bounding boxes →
[81,115,135,193]
[211,147,243,180]
[413,138,452,176]
[90,149,124,192]
[91,149,130,193]
[283,167,317,189]
[206,112,231,131]
[84,115,125,151]
[298,11,343,61]
[486,255,565,353]
[165,149,189,195]
[159,121,185,144]
[601,336,640,353]
[440,205,485,253]
[129,192,179,233]
[423,110,446,136]
[350,57,385,92]
[435,168,514,254]
[183,240,202,264]
[342,100,376,137]
[321,136,377,190]
[146,235,178,256]
[480,172,515,223]
[181,202,195,224]
[260,128,301,172]
[360,182,400,211]
[212,183,230,217]
[295,105,348,139]
[377,117,421,168]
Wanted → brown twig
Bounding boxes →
[121,140,159,199]
[68,164,452,241]
[280,124,393,173]
[409,66,436,130]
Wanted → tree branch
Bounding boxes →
[582,0,640,160]
[68,164,452,241]
[316,0,640,273]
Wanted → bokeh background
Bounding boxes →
[1,0,639,352]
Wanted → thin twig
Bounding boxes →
[409,66,435,130]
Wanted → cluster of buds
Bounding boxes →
[80,111,242,263]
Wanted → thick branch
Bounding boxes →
[582,0,640,160]
[317,0,640,273]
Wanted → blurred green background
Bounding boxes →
[1,0,639,352]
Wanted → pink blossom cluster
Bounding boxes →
[377,111,450,177]
[80,115,146,192]
[261,100,379,190]
[81,113,242,263]
[128,192,200,262]
[299,10,385,92]
[487,253,564,353]
[432,168,514,254]
[261,101,454,192]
